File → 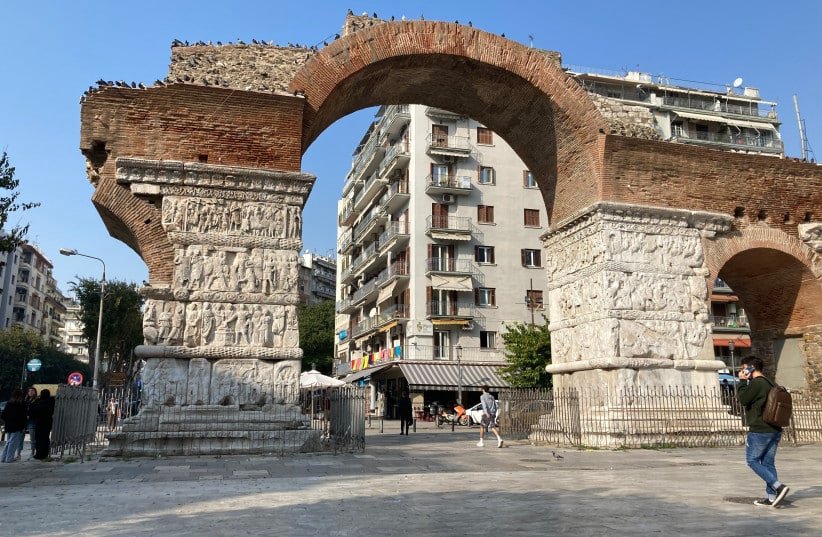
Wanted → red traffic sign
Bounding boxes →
[67,372,84,386]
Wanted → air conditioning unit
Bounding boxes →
[441,194,455,204]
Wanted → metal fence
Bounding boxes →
[499,387,822,449]
[50,383,366,459]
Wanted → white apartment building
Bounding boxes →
[61,297,89,362]
[298,251,337,305]
[0,246,22,329]
[334,104,548,412]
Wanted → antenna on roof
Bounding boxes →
[732,77,744,88]
[793,95,815,162]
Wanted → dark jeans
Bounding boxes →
[746,431,781,497]
[34,425,52,459]
[400,417,412,434]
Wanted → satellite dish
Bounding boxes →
[732,77,744,88]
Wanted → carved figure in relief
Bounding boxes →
[273,207,285,238]
[174,250,191,288]
[261,308,274,346]
[189,247,203,289]
[187,358,210,405]
[235,305,252,346]
[263,252,277,294]
[157,305,173,345]
[251,307,264,345]
[184,303,201,347]
[271,306,285,347]
[230,205,243,232]
[168,304,185,345]
[200,303,216,345]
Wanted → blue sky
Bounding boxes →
[2,1,820,293]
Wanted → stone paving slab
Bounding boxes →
[0,427,820,536]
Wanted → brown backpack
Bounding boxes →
[762,378,793,429]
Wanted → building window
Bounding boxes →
[695,124,709,140]
[521,249,541,267]
[475,246,495,264]
[433,330,450,359]
[477,127,493,145]
[671,122,684,138]
[524,209,540,227]
[478,166,495,185]
[475,287,496,307]
[480,331,497,349]
[477,205,494,224]
[523,170,537,188]
[526,290,544,309]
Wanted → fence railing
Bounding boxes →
[49,384,366,458]
[499,386,822,449]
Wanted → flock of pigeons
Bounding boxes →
[80,12,492,103]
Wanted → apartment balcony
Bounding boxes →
[341,172,364,198]
[425,258,476,276]
[350,240,382,278]
[353,209,387,244]
[351,278,380,306]
[400,344,504,362]
[378,105,411,143]
[377,303,409,327]
[713,278,733,293]
[379,180,410,213]
[425,215,473,241]
[671,131,783,154]
[711,315,750,332]
[378,221,410,254]
[661,95,778,121]
[426,300,477,320]
[338,199,360,227]
[378,142,411,178]
[426,133,473,157]
[350,316,380,339]
[339,265,356,285]
[338,228,355,255]
[336,296,354,314]
[424,174,473,196]
[375,260,410,289]
[353,172,389,212]
[425,106,464,119]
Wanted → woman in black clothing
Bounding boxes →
[23,387,37,458]
[30,389,55,460]
[1,389,27,462]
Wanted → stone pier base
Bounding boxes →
[102,404,321,457]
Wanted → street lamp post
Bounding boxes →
[60,248,106,389]
[456,344,463,405]
[728,340,738,401]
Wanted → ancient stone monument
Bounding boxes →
[81,14,822,453]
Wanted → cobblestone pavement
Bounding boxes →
[0,422,820,536]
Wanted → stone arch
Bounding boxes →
[289,20,607,224]
[705,226,822,388]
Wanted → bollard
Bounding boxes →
[451,417,455,432]
[413,417,417,433]
[380,415,384,434]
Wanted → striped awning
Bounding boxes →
[342,363,393,384]
[398,362,509,392]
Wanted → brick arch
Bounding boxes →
[705,226,822,336]
[289,21,607,224]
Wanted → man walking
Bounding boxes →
[477,386,503,448]
[737,356,789,507]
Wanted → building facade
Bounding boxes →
[298,251,337,305]
[334,104,549,411]
[8,243,67,346]
[61,297,89,362]
[0,246,22,329]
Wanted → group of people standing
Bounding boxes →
[1,387,55,462]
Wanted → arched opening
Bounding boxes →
[714,247,822,390]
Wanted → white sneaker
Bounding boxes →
[497,439,504,448]
[476,440,484,447]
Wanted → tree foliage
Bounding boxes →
[499,319,552,388]
[70,277,143,387]
[298,300,335,374]
[0,328,90,399]
[0,152,40,253]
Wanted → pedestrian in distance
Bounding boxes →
[30,389,55,460]
[477,386,503,448]
[1,389,27,463]
[397,390,413,435]
[737,356,790,507]
[23,387,37,458]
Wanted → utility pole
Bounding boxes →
[794,95,809,161]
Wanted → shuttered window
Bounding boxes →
[478,205,495,224]
[524,209,540,227]
[477,127,493,145]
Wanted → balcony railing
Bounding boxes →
[425,257,476,274]
[662,96,777,120]
[426,300,476,318]
[378,141,411,177]
[337,228,354,254]
[672,130,782,151]
[426,215,473,232]
[426,133,472,153]
[379,104,411,140]
[350,241,380,275]
[377,303,409,325]
[351,278,378,304]
[378,220,410,249]
[338,198,360,227]
[379,179,410,211]
[425,174,472,193]
[711,315,749,329]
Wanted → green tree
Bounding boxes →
[70,278,143,387]
[0,152,40,253]
[0,328,90,399]
[298,300,335,374]
[499,319,552,388]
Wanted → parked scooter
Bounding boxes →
[435,403,470,427]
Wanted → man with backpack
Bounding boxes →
[737,355,790,507]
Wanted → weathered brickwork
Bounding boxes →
[588,94,660,141]
[80,84,305,282]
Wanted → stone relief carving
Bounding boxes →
[799,222,822,252]
[141,358,189,406]
[186,358,211,405]
[162,197,303,239]
[210,359,275,406]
